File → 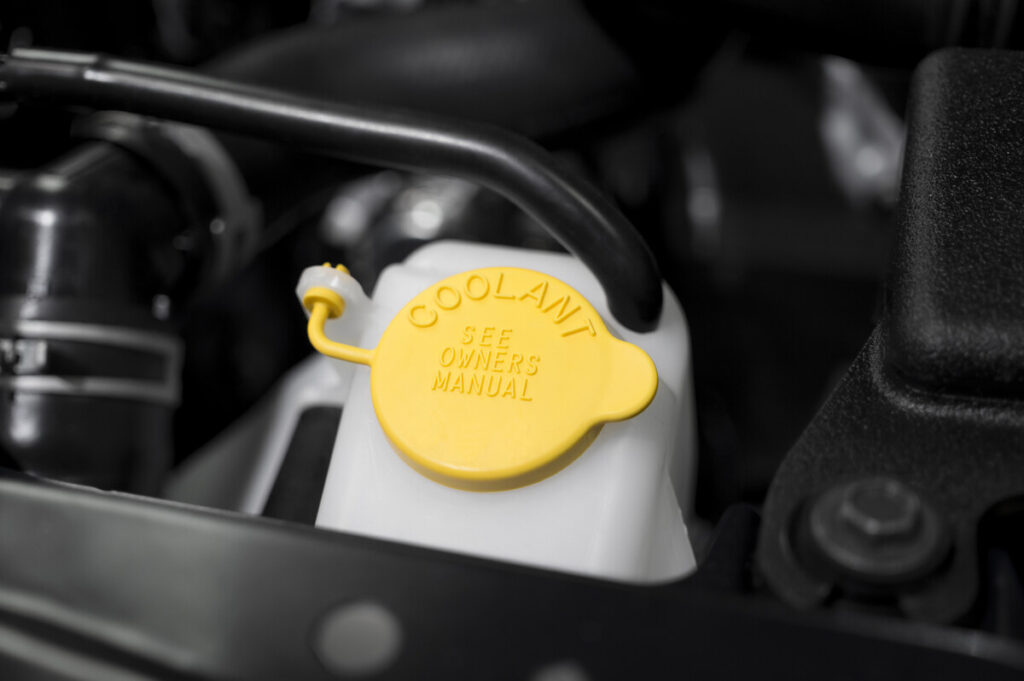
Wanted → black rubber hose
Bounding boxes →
[0,48,663,332]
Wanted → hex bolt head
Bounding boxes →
[837,478,921,542]
[808,476,950,585]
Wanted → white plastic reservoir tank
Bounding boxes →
[297,240,697,583]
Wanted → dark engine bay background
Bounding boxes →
[0,1,1023,678]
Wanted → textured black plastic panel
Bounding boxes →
[888,48,1024,396]
[758,329,1024,623]
[759,48,1024,624]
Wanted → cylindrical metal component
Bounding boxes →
[0,142,195,491]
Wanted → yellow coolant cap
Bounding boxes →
[304,267,657,491]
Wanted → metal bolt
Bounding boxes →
[808,476,950,585]
[837,477,921,542]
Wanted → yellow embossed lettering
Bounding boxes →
[435,285,461,310]
[525,355,540,376]
[493,350,508,372]
[542,294,580,324]
[479,326,495,346]
[509,353,524,374]
[493,272,515,300]
[464,274,490,300]
[409,304,437,328]
[474,350,492,371]
[561,318,597,338]
[519,281,548,307]
[432,371,450,391]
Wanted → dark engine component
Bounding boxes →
[0,113,254,491]
[0,481,1021,679]
[0,48,663,331]
[758,48,1024,626]
[0,2,1023,679]
[0,141,191,491]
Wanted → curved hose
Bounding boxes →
[301,285,375,367]
[0,48,663,332]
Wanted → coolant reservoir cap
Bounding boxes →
[370,267,657,491]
